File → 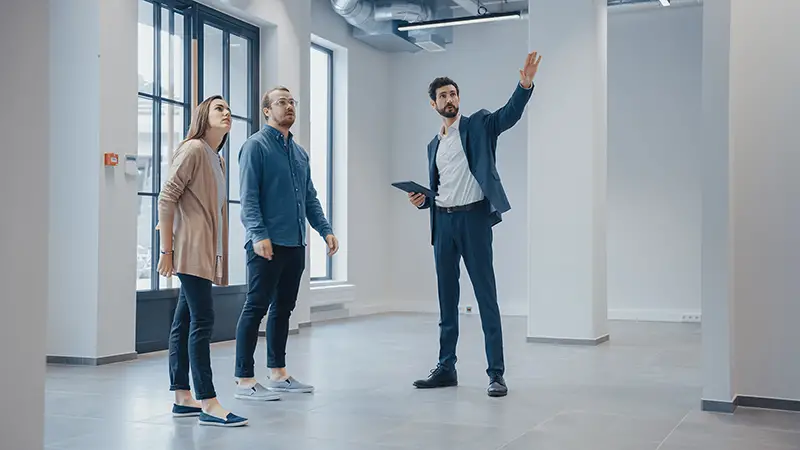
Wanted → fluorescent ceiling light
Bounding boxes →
[397,11,522,32]
[659,0,671,5]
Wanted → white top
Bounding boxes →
[202,140,225,257]
[434,115,485,208]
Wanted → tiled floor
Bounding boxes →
[45,313,800,449]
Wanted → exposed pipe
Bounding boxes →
[331,0,432,33]
[330,0,381,33]
[374,2,432,23]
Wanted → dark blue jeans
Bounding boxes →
[234,242,305,377]
[434,200,504,377]
[168,273,216,400]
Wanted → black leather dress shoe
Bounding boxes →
[413,365,458,388]
[487,375,508,397]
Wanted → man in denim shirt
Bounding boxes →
[234,86,338,400]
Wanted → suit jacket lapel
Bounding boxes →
[459,115,472,169]
[428,137,440,180]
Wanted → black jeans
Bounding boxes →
[168,273,217,400]
[234,242,305,377]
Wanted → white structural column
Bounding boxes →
[702,0,800,411]
[47,0,139,363]
[0,0,49,447]
[700,0,735,408]
[526,0,609,344]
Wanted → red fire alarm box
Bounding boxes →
[104,153,119,166]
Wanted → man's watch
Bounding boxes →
[160,250,173,255]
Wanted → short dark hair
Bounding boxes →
[428,77,459,101]
[261,85,290,120]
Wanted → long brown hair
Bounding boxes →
[181,95,229,151]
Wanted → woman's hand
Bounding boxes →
[158,253,175,277]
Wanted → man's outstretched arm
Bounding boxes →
[485,51,542,137]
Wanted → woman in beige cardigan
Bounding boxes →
[157,95,248,427]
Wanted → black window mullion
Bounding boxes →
[196,15,204,103]
[222,31,231,201]
[183,8,192,131]
[152,4,163,290]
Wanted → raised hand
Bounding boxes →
[519,51,542,88]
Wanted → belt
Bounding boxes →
[436,200,484,214]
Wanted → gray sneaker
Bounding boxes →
[234,382,281,401]
[265,376,314,393]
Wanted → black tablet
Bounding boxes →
[391,181,438,198]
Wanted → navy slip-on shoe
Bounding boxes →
[198,411,248,427]
[172,404,202,417]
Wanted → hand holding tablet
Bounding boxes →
[391,181,438,198]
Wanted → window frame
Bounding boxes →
[137,0,259,292]
[310,43,335,282]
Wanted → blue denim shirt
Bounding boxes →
[238,124,332,248]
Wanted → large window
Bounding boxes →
[137,0,259,291]
[309,44,334,281]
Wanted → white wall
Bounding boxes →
[607,5,703,321]
[388,20,530,316]
[311,0,393,315]
[0,0,49,446]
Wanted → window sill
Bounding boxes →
[309,281,355,308]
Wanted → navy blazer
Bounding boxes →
[418,82,534,244]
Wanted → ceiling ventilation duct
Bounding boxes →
[330,0,449,52]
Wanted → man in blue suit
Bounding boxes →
[408,51,542,397]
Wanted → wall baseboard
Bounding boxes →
[701,399,737,414]
[736,396,800,412]
[608,308,701,323]
[47,352,137,366]
[702,395,800,414]
[527,334,610,346]
[259,328,300,337]
[310,283,356,308]
[384,300,527,317]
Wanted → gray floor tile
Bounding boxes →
[659,409,800,450]
[38,313,798,450]
[500,410,671,450]
[376,420,525,450]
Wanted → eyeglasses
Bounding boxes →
[271,98,298,108]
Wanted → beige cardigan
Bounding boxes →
[157,138,229,286]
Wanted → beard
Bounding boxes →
[277,113,295,127]
[437,103,459,118]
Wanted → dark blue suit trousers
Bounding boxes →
[434,199,503,377]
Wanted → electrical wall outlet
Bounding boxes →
[681,314,701,323]
[459,305,475,314]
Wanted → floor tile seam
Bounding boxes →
[495,410,567,450]
[655,410,691,450]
